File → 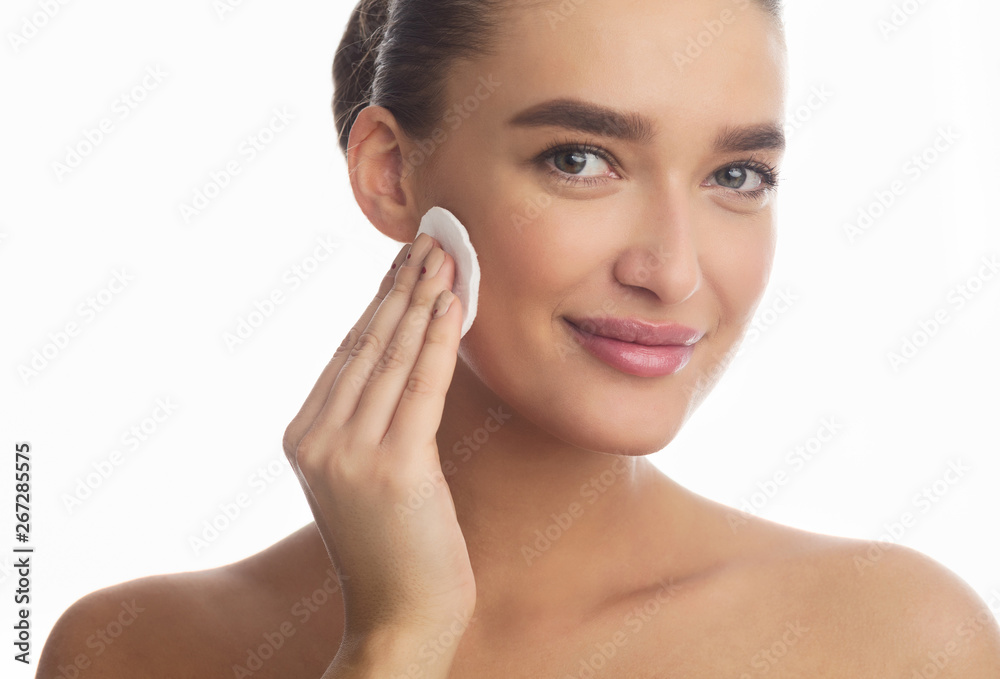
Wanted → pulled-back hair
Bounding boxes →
[331,0,784,159]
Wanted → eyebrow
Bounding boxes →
[506,97,785,153]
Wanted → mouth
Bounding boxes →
[564,316,704,346]
[563,316,702,378]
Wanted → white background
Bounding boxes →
[2,0,998,675]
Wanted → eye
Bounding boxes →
[706,158,780,202]
[533,142,780,200]
[536,140,621,187]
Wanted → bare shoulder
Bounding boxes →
[36,523,344,678]
[733,515,1000,676]
[829,536,1000,675]
[36,566,244,678]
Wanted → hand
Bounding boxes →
[282,232,475,642]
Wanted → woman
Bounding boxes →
[37,0,1000,676]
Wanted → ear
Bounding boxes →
[346,105,422,244]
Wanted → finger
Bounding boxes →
[382,286,462,458]
[313,232,439,432]
[283,240,411,456]
[350,247,457,440]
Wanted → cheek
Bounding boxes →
[703,218,776,332]
[456,195,594,387]
[472,195,587,314]
[442,144,610,312]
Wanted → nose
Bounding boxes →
[614,190,701,306]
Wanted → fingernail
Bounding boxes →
[431,289,455,319]
[390,242,408,271]
[409,233,434,264]
[420,248,445,280]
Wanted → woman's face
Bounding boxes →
[409,0,787,455]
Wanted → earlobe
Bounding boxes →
[346,105,416,243]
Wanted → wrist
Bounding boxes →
[337,613,472,679]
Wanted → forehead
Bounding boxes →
[446,0,786,144]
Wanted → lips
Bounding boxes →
[563,316,703,346]
[563,316,703,378]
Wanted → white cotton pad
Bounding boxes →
[414,206,480,337]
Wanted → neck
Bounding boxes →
[427,358,698,627]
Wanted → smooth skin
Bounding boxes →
[37,0,1000,677]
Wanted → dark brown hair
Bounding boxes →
[331,0,784,159]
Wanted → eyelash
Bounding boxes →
[535,138,781,202]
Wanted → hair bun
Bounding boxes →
[333,0,391,154]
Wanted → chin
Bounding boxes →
[458,314,708,456]
[524,379,693,457]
